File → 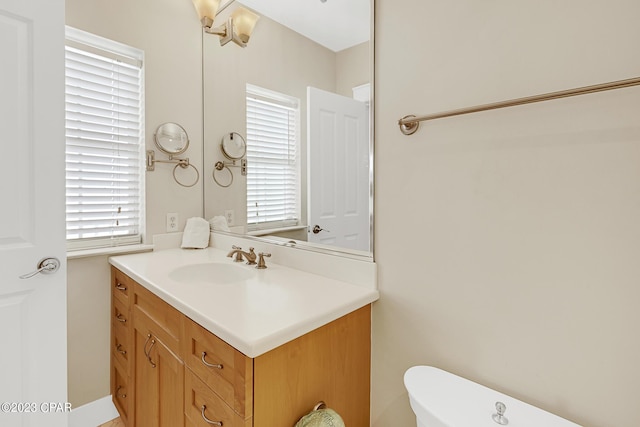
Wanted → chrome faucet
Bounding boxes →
[227,246,257,265]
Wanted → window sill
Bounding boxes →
[67,244,154,260]
[247,225,307,237]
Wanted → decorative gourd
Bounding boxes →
[295,402,345,427]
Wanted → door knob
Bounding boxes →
[19,257,61,279]
[312,225,330,234]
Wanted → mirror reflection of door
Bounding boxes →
[307,86,370,252]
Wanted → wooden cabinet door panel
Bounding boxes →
[134,326,158,427]
[134,317,184,427]
[253,305,371,427]
[156,339,184,427]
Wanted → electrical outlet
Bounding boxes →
[166,213,179,232]
[224,210,235,226]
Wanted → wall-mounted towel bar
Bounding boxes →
[398,76,640,135]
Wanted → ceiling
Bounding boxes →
[237,0,371,52]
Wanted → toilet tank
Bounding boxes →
[404,366,582,427]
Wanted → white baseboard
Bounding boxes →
[69,395,119,427]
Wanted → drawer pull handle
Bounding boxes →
[201,405,223,426]
[201,352,223,369]
[115,313,127,323]
[144,334,157,368]
[116,344,127,355]
[115,283,127,291]
[115,386,127,399]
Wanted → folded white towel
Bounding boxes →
[181,217,210,249]
[208,215,230,232]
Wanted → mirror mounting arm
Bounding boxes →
[146,150,190,172]
[146,150,200,188]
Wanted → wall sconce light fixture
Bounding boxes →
[192,0,260,48]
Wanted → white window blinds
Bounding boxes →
[65,27,144,250]
[246,84,300,230]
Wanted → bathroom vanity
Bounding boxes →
[109,247,378,427]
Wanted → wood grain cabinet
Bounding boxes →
[111,268,135,426]
[183,317,253,426]
[132,284,184,427]
[111,266,371,427]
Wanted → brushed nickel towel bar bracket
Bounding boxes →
[398,76,640,135]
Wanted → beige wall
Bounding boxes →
[66,256,112,407]
[336,42,370,98]
[372,1,640,427]
[65,0,203,407]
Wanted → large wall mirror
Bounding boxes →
[203,0,374,260]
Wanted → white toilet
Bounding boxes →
[404,366,582,427]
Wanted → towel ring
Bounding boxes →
[212,161,234,187]
[173,162,199,188]
[211,131,247,188]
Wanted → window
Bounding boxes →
[65,27,144,251]
[246,84,300,230]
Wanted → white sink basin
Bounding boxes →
[168,262,255,285]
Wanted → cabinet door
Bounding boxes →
[134,321,184,427]
[254,305,372,426]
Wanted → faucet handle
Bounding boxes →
[256,252,271,269]
[232,245,244,262]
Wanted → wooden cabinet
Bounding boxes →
[184,369,251,427]
[253,305,371,426]
[111,266,371,427]
[183,316,254,426]
[111,268,135,426]
[132,285,184,427]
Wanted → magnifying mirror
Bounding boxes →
[221,132,246,160]
[154,122,189,155]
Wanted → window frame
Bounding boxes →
[245,84,301,232]
[64,26,146,252]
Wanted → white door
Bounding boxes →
[0,0,67,425]
[307,87,370,252]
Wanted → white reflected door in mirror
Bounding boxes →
[308,87,370,252]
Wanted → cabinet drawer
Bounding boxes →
[113,320,132,373]
[133,282,183,357]
[185,369,251,427]
[112,267,134,306]
[183,317,253,418]
[112,362,130,425]
[113,296,130,328]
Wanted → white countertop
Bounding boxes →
[109,247,379,358]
